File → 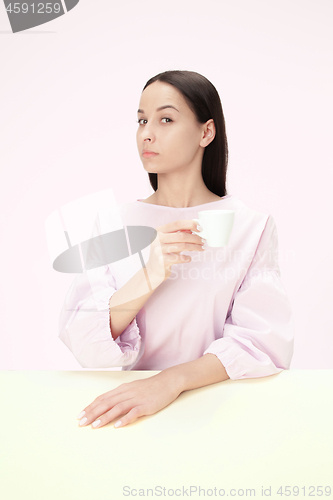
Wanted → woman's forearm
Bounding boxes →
[77,353,230,429]
[160,353,230,394]
[109,264,167,340]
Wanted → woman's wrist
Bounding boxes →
[145,261,170,287]
[156,354,230,395]
[153,366,186,398]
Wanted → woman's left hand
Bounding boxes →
[77,371,183,429]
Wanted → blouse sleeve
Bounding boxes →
[203,215,294,380]
[58,264,141,368]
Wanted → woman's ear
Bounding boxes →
[200,119,216,147]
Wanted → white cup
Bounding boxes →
[192,210,235,247]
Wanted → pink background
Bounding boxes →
[0,0,332,370]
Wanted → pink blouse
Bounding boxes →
[58,195,294,379]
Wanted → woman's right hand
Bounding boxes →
[146,220,205,282]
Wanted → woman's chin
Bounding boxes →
[142,166,160,174]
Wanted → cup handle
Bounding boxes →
[192,218,206,240]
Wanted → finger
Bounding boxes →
[165,253,193,270]
[166,240,205,254]
[152,228,204,255]
[91,401,137,429]
[163,231,205,248]
[170,254,192,265]
[81,382,133,412]
[157,219,201,234]
[78,400,116,427]
[77,395,112,422]
[114,406,144,428]
[77,388,134,426]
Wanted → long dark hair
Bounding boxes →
[141,70,228,197]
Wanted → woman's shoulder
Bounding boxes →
[222,195,270,220]
[226,196,278,247]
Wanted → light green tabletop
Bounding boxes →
[0,370,332,500]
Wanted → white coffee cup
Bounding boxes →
[192,210,235,247]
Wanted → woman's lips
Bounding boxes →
[142,151,158,158]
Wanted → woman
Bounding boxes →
[59,70,294,429]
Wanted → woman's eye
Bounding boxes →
[137,117,172,125]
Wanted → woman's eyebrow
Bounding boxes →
[137,105,180,114]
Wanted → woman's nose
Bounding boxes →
[141,124,155,142]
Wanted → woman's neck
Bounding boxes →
[143,189,221,208]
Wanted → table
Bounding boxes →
[1,370,332,500]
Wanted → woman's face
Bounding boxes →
[136,81,209,175]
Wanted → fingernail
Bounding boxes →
[114,420,122,428]
[79,417,88,426]
[92,419,101,428]
[197,224,203,231]
[77,411,86,419]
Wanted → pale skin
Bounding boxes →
[77,81,230,430]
